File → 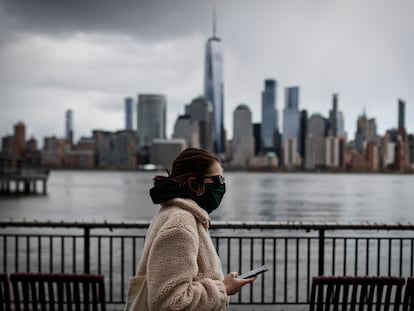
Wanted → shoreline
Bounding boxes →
[44,167,414,175]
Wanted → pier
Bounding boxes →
[0,168,49,195]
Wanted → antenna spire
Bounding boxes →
[212,8,217,38]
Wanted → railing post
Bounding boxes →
[84,227,90,274]
[318,229,325,276]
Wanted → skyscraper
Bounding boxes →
[13,121,25,158]
[329,94,346,138]
[329,93,338,136]
[355,110,377,153]
[65,110,73,143]
[125,97,133,130]
[283,87,300,140]
[232,104,254,166]
[173,115,200,148]
[204,13,225,155]
[299,109,307,162]
[285,86,299,110]
[305,114,327,169]
[398,99,405,130]
[337,111,346,138]
[283,87,300,165]
[261,79,277,153]
[187,96,213,151]
[137,94,166,148]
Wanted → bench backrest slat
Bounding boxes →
[310,276,406,311]
[403,277,414,311]
[9,273,106,311]
[0,273,11,311]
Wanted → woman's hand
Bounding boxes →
[223,272,256,295]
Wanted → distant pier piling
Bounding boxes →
[0,168,49,195]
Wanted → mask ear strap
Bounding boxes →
[196,177,205,195]
[188,177,205,196]
[197,184,205,196]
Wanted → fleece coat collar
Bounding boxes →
[161,198,211,230]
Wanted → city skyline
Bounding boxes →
[0,0,413,143]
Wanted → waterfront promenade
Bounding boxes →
[1,219,413,309]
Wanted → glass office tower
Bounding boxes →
[125,97,133,130]
[283,87,300,141]
[65,110,73,143]
[398,99,405,130]
[261,79,277,153]
[204,19,225,155]
[137,94,166,148]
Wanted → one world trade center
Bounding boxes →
[204,13,225,155]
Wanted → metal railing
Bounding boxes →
[1,220,414,308]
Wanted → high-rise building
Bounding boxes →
[232,104,254,167]
[408,134,414,165]
[328,94,346,138]
[283,137,299,168]
[173,96,213,151]
[92,130,137,169]
[393,134,411,172]
[253,123,262,156]
[187,96,213,151]
[172,115,200,148]
[14,122,26,157]
[306,114,327,169]
[329,94,338,136]
[381,130,397,167]
[398,99,405,130]
[308,114,327,138]
[299,109,308,162]
[204,13,225,155]
[151,138,187,169]
[125,97,134,130]
[285,86,299,110]
[355,110,377,153]
[137,94,166,148]
[1,122,25,159]
[65,110,73,143]
[325,136,337,167]
[283,87,300,165]
[261,79,277,153]
[337,111,346,137]
[42,136,71,168]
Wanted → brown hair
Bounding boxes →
[154,148,220,184]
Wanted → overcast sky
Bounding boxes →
[0,0,413,145]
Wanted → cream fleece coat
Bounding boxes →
[136,198,229,311]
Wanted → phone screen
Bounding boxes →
[238,265,268,279]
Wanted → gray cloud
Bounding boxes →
[0,0,413,145]
[0,0,212,41]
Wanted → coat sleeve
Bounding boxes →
[146,221,228,311]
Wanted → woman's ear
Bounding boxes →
[188,177,203,195]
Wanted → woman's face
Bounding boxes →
[203,161,223,182]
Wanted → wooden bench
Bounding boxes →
[0,273,11,311]
[310,276,406,311]
[9,272,106,311]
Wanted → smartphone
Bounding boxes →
[238,265,268,279]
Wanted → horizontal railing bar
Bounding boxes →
[1,219,414,230]
[2,234,412,241]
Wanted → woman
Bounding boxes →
[133,148,255,310]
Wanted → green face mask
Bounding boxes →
[195,183,226,214]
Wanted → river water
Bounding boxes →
[1,170,413,224]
